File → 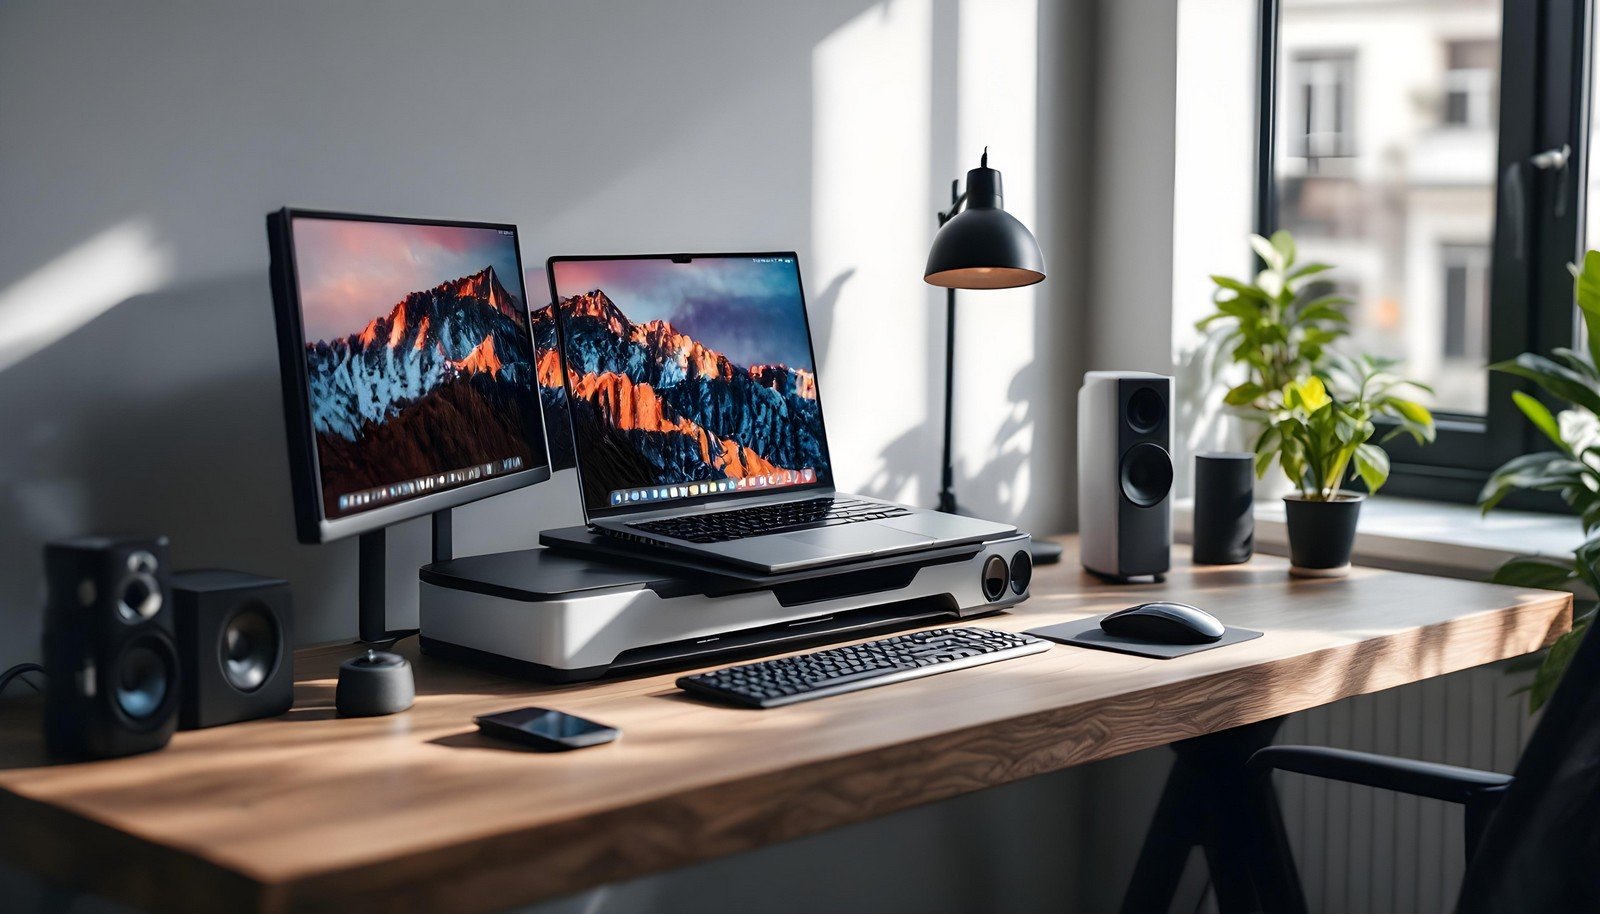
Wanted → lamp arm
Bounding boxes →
[937,182,968,226]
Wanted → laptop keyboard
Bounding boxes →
[627,497,912,544]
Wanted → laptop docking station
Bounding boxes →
[417,532,1033,683]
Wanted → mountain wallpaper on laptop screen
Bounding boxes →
[530,302,576,471]
[293,219,545,518]
[551,259,830,511]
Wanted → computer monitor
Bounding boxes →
[546,253,834,518]
[267,208,551,544]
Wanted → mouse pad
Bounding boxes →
[1024,616,1264,660]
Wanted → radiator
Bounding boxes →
[1273,661,1535,914]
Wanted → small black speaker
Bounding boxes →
[171,570,293,729]
[43,535,181,759]
[1192,452,1254,565]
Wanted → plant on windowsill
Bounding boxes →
[1196,230,1352,414]
[1195,230,1354,496]
[1260,357,1436,577]
[1479,250,1600,711]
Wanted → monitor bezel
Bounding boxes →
[546,252,835,522]
[268,207,552,544]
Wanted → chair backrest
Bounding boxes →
[1457,615,1600,913]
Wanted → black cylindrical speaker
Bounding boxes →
[1192,452,1254,565]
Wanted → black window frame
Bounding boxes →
[1255,0,1592,506]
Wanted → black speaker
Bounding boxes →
[171,570,294,729]
[1192,451,1254,565]
[1077,372,1174,581]
[43,535,181,759]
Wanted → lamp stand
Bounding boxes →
[938,285,959,515]
[933,179,1062,565]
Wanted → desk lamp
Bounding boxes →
[924,149,1060,564]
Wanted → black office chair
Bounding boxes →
[1245,615,1600,914]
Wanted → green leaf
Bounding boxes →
[1256,268,1284,300]
[1479,452,1589,512]
[1269,230,1297,268]
[1582,498,1600,534]
[1223,383,1266,406]
[1511,391,1566,451]
[1353,442,1389,493]
[1574,251,1600,369]
[1549,347,1600,381]
[1210,275,1270,302]
[1297,301,1351,324]
[1529,621,1588,712]
[1250,234,1283,272]
[1490,353,1600,417]
[1214,297,1258,320]
[1388,397,1429,424]
[1287,262,1335,281]
[1490,556,1578,589]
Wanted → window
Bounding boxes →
[1291,51,1357,163]
[1441,243,1490,363]
[1258,0,1590,503]
[1443,40,1498,129]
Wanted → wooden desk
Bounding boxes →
[0,538,1570,913]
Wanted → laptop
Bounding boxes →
[546,252,1016,575]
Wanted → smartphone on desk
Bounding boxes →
[474,707,620,751]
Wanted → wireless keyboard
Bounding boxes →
[676,627,1050,708]
[629,497,911,543]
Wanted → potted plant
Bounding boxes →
[1196,231,1353,493]
[1259,357,1435,576]
[1479,250,1600,709]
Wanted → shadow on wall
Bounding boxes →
[857,358,1043,522]
[0,270,348,664]
[1173,331,1244,498]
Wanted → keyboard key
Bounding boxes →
[623,497,912,544]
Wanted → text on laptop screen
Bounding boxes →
[549,255,833,514]
[290,215,547,520]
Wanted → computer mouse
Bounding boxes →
[1100,601,1225,645]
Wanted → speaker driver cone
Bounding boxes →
[982,555,1009,601]
[221,603,278,692]
[1120,442,1174,507]
[114,635,176,724]
[1126,387,1166,433]
[1009,549,1033,594]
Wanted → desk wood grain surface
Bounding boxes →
[0,538,1571,913]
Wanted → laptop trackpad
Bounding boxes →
[785,525,932,554]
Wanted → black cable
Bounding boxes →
[0,662,46,697]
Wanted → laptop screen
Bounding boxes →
[548,254,834,517]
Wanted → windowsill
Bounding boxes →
[1174,495,1586,580]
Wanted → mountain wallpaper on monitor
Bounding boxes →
[550,257,830,511]
[293,218,545,518]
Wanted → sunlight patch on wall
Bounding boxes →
[952,0,1038,519]
[0,221,172,372]
[810,0,933,505]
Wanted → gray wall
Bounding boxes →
[0,1,1121,912]
[0,0,1085,668]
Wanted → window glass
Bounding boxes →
[1275,0,1501,415]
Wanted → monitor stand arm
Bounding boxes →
[357,509,452,645]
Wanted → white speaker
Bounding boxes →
[1078,371,1174,581]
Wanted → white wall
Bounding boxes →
[0,0,1082,668]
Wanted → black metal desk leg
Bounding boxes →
[1120,716,1286,914]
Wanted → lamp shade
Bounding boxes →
[924,155,1046,290]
